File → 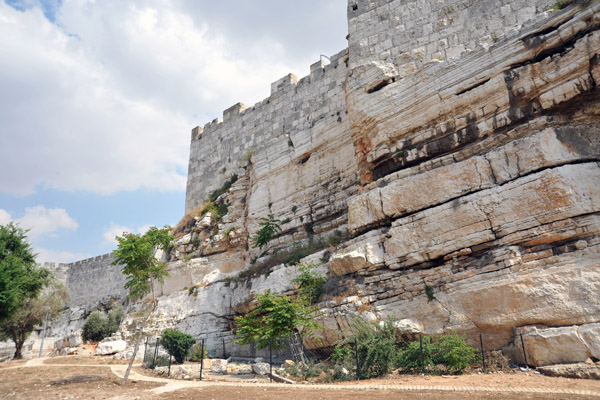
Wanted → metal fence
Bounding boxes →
[142,332,329,380]
[142,331,529,380]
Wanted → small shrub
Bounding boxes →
[106,305,124,335]
[398,333,479,374]
[432,333,479,372]
[161,329,196,364]
[291,263,326,305]
[82,305,123,342]
[333,317,402,379]
[82,311,109,342]
[241,148,254,164]
[251,214,281,250]
[552,0,570,9]
[189,342,208,362]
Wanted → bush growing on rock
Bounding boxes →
[82,311,109,342]
[161,329,195,364]
[81,305,124,342]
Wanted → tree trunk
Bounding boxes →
[13,330,24,360]
[121,305,155,386]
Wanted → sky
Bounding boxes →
[0,0,348,264]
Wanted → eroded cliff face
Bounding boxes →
[128,1,600,367]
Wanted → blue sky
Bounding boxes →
[0,0,348,263]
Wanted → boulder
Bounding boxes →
[252,362,270,375]
[95,340,127,356]
[210,359,228,373]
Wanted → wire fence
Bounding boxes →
[142,331,529,380]
[142,332,331,380]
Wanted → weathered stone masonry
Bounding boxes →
[37,0,600,367]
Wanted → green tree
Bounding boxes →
[291,263,326,305]
[251,214,281,250]
[0,278,67,359]
[0,223,50,323]
[234,290,322,350]
[111,226,173,385]
[161,329,195,364]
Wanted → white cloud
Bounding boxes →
[17,206,78,240]
[0,209,11,225]
[103,223,152,246]
[35,247,90,265]
[0,1,346,196]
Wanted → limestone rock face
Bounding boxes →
[41,1,600,369]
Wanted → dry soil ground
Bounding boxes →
[0,356,599,399]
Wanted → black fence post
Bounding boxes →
[222,337,226,359]
[480,333,486,373]
[269,339,273,382]
[199,339,205,381]
[419,335,425,374]
[269,338,273,383]
[520,333,529,367]
[354,338,359,380]
[143,337,148,366]
[168,354,172,377]
[153,338,160,368]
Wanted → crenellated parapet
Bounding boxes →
[185,48,350,213]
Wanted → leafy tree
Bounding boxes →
[0,223,50,322]
[235,290,322,349]
[161,329,195,364]
[111,226,173,385]
[291,263,326,305]
[251,215,281,250]
[0,278,67,359]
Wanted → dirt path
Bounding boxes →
[0,356,598,399]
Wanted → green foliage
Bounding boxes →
[189,342,208,362]
[161,329,196,364]
[81,305,123,343]
[425,284,436,302]
[234,290,322,350]
[241,148,254,164]
[334,317,401,379]
[552,0,570,9]
[107,305,124,336]
[0,277,67,359]
[111,226,172,301]
[82,311,109,342]
[397,336,434,372]
[291,263,326,305]
[398,333,479,374]
[0,223,50,322]
[251,214,281,250]
[239,230,348,279]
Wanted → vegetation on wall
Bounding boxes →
[239,229,348,279]
[251,214,281,250]
[173,174,238,238]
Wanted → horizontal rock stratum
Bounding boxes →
[39,0,599,368]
